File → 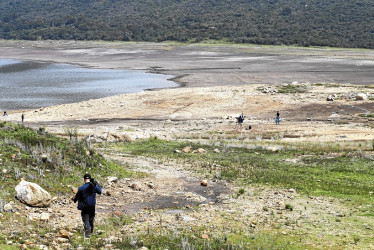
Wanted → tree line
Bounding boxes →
[0,0,373,49]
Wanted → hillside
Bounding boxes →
[0,0,373,48]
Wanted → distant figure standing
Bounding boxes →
[3,111,7,116]
[275,111,280,124]
[236,112,245,126]
[21,114,24,123]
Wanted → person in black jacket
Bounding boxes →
[73,173,102,238]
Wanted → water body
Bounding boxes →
[0,59,177,110]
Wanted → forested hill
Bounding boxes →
[0,0,373,48]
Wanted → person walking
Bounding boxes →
[73,173,102,238]
[21,114,24,123]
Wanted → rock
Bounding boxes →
[4,203,12,212]
[113,211,122,216]
[0,213,3,219]
[201,234,209,239]
[56,237,69,243]
[137,247,149,250]
[213,148,220,153]
[107,176,118,183]
[182,146,191,153]
[15,180,52,207]
[40,212,50,221]
[174,149,181,153]
[326,95,334,101]
[356,93,368,100]
[201,180,208,186]
[288,188,296,193]
[2,169,7,173]
[41,154,48,163]
[267,146,279,152]
[197,148,206,154]
[58,229,71,239]
[130,182,142,191]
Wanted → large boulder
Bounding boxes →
[355,93,368,101]
[15,180,51,207]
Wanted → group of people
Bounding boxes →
[237,111,281,126]
[2,111,25,122]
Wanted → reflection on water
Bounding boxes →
[0,59,177,110]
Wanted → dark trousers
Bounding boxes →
[81,208,95,236]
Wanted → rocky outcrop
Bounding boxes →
[15,180,51,207]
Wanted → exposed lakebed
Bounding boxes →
[0,59,177,110]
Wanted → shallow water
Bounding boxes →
[0,59,177,110]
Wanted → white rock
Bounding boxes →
[4,203,12,212]
[356,93,368,100]
[15,180,52,207]
[40,212,50,221]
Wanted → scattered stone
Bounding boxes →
[326,95,334,101]
[41,154,48,163]
[355,93,368,100]
[107,176,118,183]
[56,237,69,243]
[0,213,3,219]
[4,203,12,212]
[197,148,206,154]
[15,180,52,207]
[2,169,7,173]
[146,182,155,189]
[288,188,296,193]
[138,247,149,250]
[130,182,142,191]
[58,229,71,239]
[174,149,181,153]
[113,211,122,216]
[40,212,50,221]
[213,148,220,153]
[201,180,208,186]
[182,146,191,153]
[201,234,209,239]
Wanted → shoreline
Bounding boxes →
[0,40,373,145]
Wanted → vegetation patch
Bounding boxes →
[277,84,308,94]
[0,122,132,201]
[108,138,374,201]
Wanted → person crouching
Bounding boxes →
[73,173,102,238]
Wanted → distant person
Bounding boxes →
[275,111,280,124]
[3,111,7,116]
[73,174,102,238]
[236,112,245,126]
[21,114,24,123]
